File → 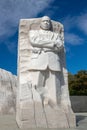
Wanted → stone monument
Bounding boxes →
[16,16,76,128]
[0,68,17,114]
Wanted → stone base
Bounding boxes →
[16,100,76,128]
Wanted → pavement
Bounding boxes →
[0,113,87,130]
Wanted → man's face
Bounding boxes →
[40,19,51,30]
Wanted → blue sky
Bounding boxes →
[0,0,87,75]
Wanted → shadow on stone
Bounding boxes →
[76,115,87,126]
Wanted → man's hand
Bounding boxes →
[53,40,63,51]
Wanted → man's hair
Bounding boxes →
[41,16,51,21]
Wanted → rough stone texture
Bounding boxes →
[0,113,86,130]
[0,68,17,114]
[0,68,86,116]
[16,17,76,128]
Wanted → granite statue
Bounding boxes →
[16,16,76,128]
[29,16,64,106]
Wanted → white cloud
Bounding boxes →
[77,13,87,35]
[62,15,76,32]
[65,32,84,45]
[62,13,87,46]
[62,12,87,35]
[0,0,54,52]
[0,0,54,37]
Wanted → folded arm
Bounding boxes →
[29,31,64,51]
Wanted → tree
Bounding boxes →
[68,70,87,95]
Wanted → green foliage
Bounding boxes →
[68,70,87,95]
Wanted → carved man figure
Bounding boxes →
[29,16,64,105]
[16,16,76,128]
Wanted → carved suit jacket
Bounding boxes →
[28,30,64,71]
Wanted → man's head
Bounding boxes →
[40,16,52,30]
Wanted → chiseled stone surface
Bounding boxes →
[16,16,76,128]
[0,68,17,114]
[0,113,86,130]
[0,113,85,130]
